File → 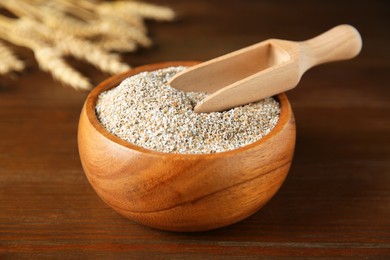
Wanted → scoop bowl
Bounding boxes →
[78,61,296,232]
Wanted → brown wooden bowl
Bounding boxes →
[78,61,296,232]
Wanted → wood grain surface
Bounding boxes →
[1,0,389,258]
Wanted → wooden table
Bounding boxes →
[1,1,389,258]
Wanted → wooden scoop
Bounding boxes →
[169,24,362,113]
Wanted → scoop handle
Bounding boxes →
[300,24,362,72]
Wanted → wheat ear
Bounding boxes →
[98,38,138,52]
[0,41,25,75]
[35,47,92,90]
[55,33,131,74]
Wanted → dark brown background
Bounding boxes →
[1,0,389,258]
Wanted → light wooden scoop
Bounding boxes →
[169,24,362,113]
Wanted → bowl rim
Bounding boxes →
[84,61,293,159]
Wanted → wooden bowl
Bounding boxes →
[78,61,296,232]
